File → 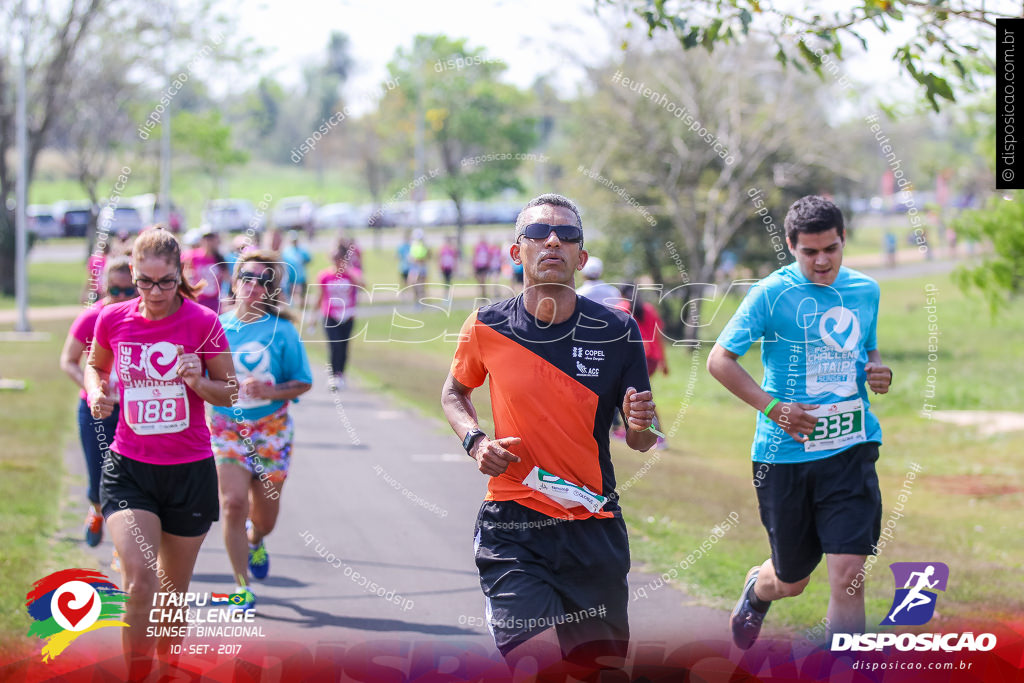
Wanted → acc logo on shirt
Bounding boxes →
[818,306,861,353]
[883,561,949,626]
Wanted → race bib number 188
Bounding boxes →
[804,398,866,453]
[124,384,189,435]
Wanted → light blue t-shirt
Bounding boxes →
[717,263,882,464]
[281,245,311,288]
[213,311,313,421]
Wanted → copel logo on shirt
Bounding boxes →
[572,346,602,377]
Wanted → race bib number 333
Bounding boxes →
[804,398,866,453]
[124,384,189,435]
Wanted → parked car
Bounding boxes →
[314,203,357,231]
[27,205,62,239]
[52,200,95,237]
[97,205,144,235]
[368,201,418,228]
[272,197,316,234]
[129,193,185,232]
[203,199,265,233]
[417,199,458,227]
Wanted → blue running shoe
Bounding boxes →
[248,541,269,580]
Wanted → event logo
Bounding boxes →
[884,561,949,626]
[818,306,861,353]
[143,341,181,381]
[25,569,128,661]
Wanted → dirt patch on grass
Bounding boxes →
[928,475,1024,497]
[929,410,1024,436]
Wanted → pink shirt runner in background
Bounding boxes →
[70,303,103,400]
[94,297,229,465]
[183,248,224,311]
[86,254,105,299]
[439,244,457,272]
[318,267,361,322]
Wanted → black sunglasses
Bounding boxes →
[518,223,583,243]
[239,270,275,287]
[107,285,137,297]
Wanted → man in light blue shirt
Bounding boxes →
[708,195,893,648]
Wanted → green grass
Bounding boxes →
[0,320,92,656]
[341,270,1024,637]
[0,260,92,309]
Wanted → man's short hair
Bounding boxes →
[784,195,845,246]
[514,193,583,241]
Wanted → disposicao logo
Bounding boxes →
[883,561,949,626]
[25,569,128,661]
[831,561,997,653]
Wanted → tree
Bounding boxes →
[384,34,538,251]
[0,0,106,295]
[953,193,1024,315]
[171,110,248,197]
[564,40,845,339]
[303,31,353,184]
[59,44,138,253]
[599,0,1014,110]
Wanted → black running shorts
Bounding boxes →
[101,450,219,537]
[474,500,630,660]
[754,441,883,583]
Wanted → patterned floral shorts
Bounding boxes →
[210,405,294,482]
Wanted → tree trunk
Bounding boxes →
[0,205,14,296]
[452,194,466,254]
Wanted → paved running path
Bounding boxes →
[63,373,729,666]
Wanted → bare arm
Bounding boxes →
[181,350,237,407]
[441,372,520,477]
[84,341,115,418]
[706,342,819,443]
[622,387,658,452]
[60,335,88,391]
[865,350,893,394]
[245,379,311,402]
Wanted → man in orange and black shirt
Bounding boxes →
[441,193,659,668]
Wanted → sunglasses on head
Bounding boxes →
[518,223,583,243]
[239,270,275,287]
[107,285,137,297]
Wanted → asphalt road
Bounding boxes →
[64,370,729,670]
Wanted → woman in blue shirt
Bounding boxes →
[211,251,313,609]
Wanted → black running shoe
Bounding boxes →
[731,565,770,649]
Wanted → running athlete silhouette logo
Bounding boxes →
[883,562,949,626]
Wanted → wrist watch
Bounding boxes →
[462,428,486,455]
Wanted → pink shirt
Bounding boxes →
[318,267,361,322]
[86,255,105,298]
[94,297,229,465]
[439,244,457,271]
[183,248,224,311]
[70,304,103,400]
[473,243,490,269]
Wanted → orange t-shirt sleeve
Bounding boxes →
[450,310,487,388]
